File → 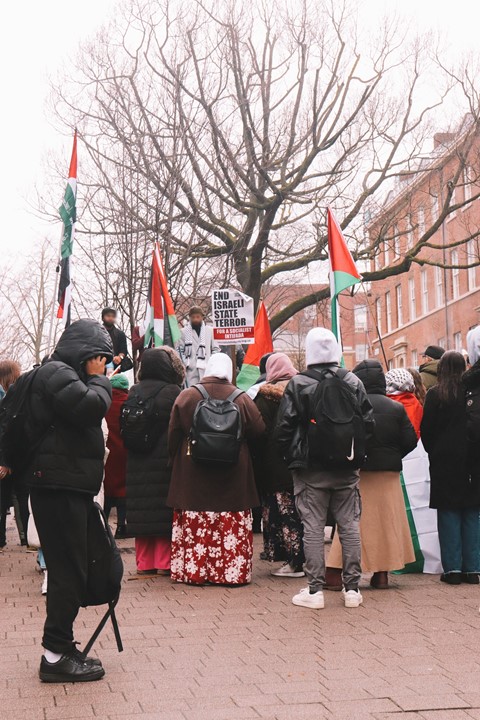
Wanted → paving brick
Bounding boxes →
[2,528,480,720]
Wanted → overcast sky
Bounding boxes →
[0,0,478,262]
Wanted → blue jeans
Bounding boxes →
[437,509,480,574]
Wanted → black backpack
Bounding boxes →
[120,384,165,453]
[82,502,124,655]
[303,368,367,471]
[190,384,244,466]
[0,368,39,474]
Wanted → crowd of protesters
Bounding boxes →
[0,305,479,683]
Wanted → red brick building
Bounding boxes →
[365,129,480,369]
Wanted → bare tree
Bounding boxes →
[0,238,59,367]
[48,0,480,333]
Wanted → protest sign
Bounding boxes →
[212,289,255,345]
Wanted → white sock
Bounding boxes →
[44,650,63,664]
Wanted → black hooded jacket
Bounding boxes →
[125,348,183,538]
[25,319,113,495]
[353,360,417,472]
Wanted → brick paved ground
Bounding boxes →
[1,518,479,720]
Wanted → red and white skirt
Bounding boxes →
[170,510,253,585]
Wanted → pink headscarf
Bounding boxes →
[265,352,298,384]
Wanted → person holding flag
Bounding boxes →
[275,210,373,610]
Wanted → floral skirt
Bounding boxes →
[262,491,305,569]
[171,510,253,585]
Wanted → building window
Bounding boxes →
[435,265,444,306]
[406,216,413,249]
[452,250,460,299]
[386,291,392,332]
[454,332,462,352]
[384,241,390,266]
[396,284,403,326]
[447,183,457,220]
[393,226,400,259]
[411,349,418,367]
[376,298,382,335]
[409,278,416,320]
[418,207,425,236]
[421,269,429,315]
[464,165,473,202]
[438,337,446,348]
[431,194,439,221]
[468,240,477,290]
[388,358,394,370]
[354,304,368,333]
[355,344,367,362]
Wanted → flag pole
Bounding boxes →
[360,281,388,369]
[46,227,64,355]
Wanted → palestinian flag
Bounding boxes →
[143,242,181,348]
[327,208,362,342]
[57,131,77,326]
[396,442,442,575]
[236,301,273,390]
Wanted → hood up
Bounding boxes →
[305,328,341,367]
[467,325,480,366]
[140,346,185,386]
[52,319,114,373]
[353,359,386,395]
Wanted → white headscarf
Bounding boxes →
[204,353,233,382]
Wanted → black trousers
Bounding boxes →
[104,496,126,526]
[0,476,14,545]
[30,488,92,654]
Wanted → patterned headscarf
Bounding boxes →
[385,368,415,395]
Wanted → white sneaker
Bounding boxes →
[41,571,48,596]
[292,587,325,609]
[271,562,305,578]
[342,588,363,608]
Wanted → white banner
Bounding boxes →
[212,289,255,345]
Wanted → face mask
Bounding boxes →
[191,321,203,330]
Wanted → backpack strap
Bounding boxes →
[226,388,244,403]
[301,368,332,382]
[193,384,210,400]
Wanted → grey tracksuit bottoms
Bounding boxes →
[293,468,362,592]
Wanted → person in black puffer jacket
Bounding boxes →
[326,359,417,590]
[26,319,113,683]
[126,346,184,575]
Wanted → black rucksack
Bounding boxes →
[190,384,244,466]
[303,368,367,471]
[120,385,165,453]
[0,368,39,474]
[82,502,124,655]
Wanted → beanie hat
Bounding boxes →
[110,373,129,391]
[423,345,445,361]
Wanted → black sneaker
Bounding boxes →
[39,653,105,683]
[461,572,480,584]
[72,645,103,667]
[440,573,462,585]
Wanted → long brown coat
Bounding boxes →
[167,377,265,512]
